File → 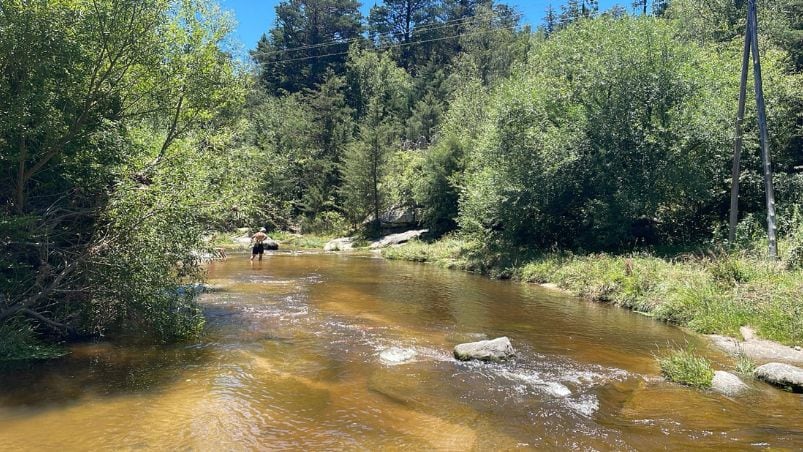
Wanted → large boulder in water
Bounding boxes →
[453,337,515,363]
[264,238,279,250]
[754,362,803,392]
[711,371,748,396]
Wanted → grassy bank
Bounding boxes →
[383,237,803,346]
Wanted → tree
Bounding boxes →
[544,4,558,36]
[406,92,444,146]
[368,0,437,69]
[633,0,648,15]
[340,48,410,230]
[251,0,362,94]
[455,17,800,249]
[449,4,528,87]
[0,0,248,356]
[341,99,395,230]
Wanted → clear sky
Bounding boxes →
[220,1,626,51]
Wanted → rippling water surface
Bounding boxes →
[1,252,801,450]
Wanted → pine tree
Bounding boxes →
[251,0,363,94]
[368,0,438,69]
[341,99,395,230]
[406,92,443,147]
[544,4,558,36]
[632,0,648,16]
[653,0,669,16]
[560,0,582,27]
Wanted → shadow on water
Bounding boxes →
[0,341,213,408]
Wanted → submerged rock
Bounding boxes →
[370,229,429,249]
[324,237,355,251]
[453,337,515,362]
[754,363,803,392]
[379,347,417,365]
[711,371,748,396]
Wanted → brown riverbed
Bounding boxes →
[0,253,801,450]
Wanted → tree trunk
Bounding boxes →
[15,134,27,213]
[372,136,380,232]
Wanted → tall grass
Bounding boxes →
[658,347,715,388]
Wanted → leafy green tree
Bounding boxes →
[345,45,412,121]
[455,17,800,249]
[449,4,529,87]
[0,0,248,356]
[416,78,487,234]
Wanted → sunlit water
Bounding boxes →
[1,253,801,450]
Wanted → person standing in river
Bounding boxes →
[250,227,268,262]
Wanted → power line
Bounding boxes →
[261,24,521,65]
[251,12,522,59]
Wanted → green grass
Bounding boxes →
[735,351,756,375]
[658,346,715,388]
[0,321,67,361]
[383,238,803,346]
[270,231,334,250]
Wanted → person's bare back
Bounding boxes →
[250,228,269,261]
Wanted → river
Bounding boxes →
[0,252,801,450]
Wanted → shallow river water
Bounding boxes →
[1,253,801,450]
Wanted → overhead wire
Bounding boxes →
[250,11,522,59]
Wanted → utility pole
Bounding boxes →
[728,0,778,259]
[728,15,751,244]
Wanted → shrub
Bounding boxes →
[0,321,66,361]
[658,346,715,388]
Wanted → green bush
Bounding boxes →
[451,16,801,251]
[0,321,65,361]
[658,347,715,389]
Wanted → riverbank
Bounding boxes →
[382,237,803,348]
[208,230,335,251]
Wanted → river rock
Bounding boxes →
[454,337,515,362]
[754,363,803,392]
[324,237,354,251]
[264,239,279,250]
[233,235,252,246]
[711,371,748,396]
[379,347,417,365]
[708,327,803,365]
[370,229,429,249]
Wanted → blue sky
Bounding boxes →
[220,1,625,50]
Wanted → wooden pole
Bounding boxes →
[728,15,752,244]
[748,0,778,258]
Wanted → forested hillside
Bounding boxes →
[2,0,802,357]
[247,0,802,249]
